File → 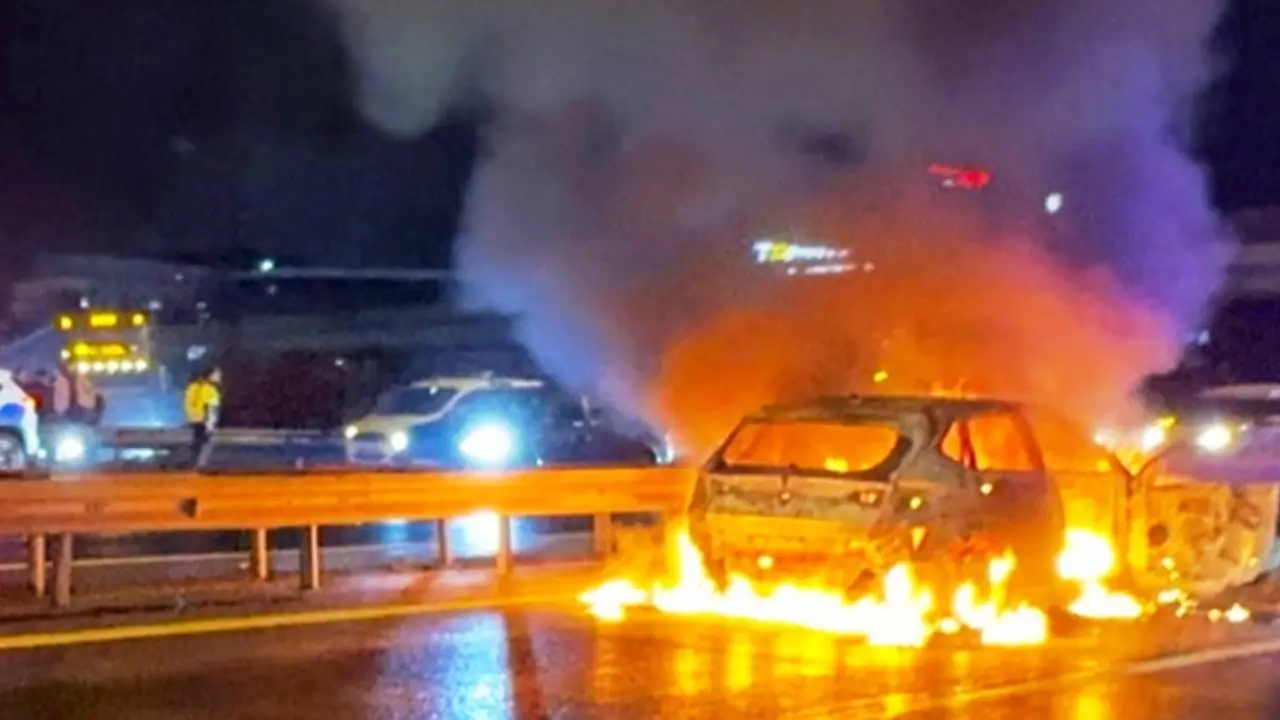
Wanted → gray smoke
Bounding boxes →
[330,0,1231,447]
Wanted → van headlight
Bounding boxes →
[389,430,410,453]
[1139,424,1168,453]
[53,431,88,463]
[458,423,516,465]
[1195,423,1235,453]
[343,425,358,440]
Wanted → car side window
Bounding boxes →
[544,396,587,427]
[965,412,1037,472]
[940,421,977,470]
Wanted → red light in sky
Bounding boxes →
[927,163,991,190]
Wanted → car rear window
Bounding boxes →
[718,420,906,475]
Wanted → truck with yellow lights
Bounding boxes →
[51,309,176,438]
[55,309,157,379]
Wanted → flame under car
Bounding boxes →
[688,395,1068,605]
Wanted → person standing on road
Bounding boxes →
[184,366,223,468]
[50,366,73,421]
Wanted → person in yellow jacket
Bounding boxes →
[184,366,222,467]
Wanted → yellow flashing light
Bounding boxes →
[68,342,130,359]
[88,312,119,329]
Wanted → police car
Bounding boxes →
[343,375,663,468]
[0,368,42,474]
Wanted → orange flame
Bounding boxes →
[1055,529,1143,619]
[581,525,1146,644]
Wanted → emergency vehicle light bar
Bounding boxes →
[71,359,150,375]
[55,311,149,332]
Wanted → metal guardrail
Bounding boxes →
[0,467,696,609]
[98,427,334,449]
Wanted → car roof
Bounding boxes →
[403,376,547,392]
[748,393,1021,423]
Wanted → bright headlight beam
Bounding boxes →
[1139,425,1167,452]
[458,424,515,465]
[389,431,410,453]
[1195,424,1234,453]
[54,434,87,463]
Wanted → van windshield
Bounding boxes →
[375,387,457,415]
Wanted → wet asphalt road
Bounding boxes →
[2,606,1279,718]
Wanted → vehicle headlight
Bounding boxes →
[1195,423,1235,453]
[389,430,410,453]
[1139,424,1168,453]
[1093,427,1118,449]
[54,432,87,463]
[458,423,516,465]
[343,425,358,440]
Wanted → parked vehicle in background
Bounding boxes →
[0,368,42,474]
[344,374,664,469]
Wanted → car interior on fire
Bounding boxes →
[715,420,911,478]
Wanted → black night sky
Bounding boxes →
[0,0,1277,277]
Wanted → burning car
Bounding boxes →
[687,394,1069,606]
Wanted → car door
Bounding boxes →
[1022,408,1130,556]
[535,394,592,465]
[941,410,1063,575]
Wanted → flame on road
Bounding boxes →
[580,525,1144,646]
[1055,529,1143,619]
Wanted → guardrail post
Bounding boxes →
[26,534,46,599]
[300,524,321,591]
[435,520,452,569]
[53,533,73,609]
[496,515,513,575]
[594,513,614,558]
[250,529,270,581]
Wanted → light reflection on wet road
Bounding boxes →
[2,606,1279,718]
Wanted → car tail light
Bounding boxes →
[850,490,884,507]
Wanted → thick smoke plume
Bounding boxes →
[332,0,1231,455]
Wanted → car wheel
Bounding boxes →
[0,430,29,476]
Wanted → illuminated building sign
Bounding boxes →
[752,239,848,265]
[751,239,859,276]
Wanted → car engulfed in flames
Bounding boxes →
[576,393,1258,645]
[687,395,1068,607]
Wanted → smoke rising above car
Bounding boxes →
[330,0,1232,453]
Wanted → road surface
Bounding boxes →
[1,603,1278,718]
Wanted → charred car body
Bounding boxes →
[688,394,1067,602]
